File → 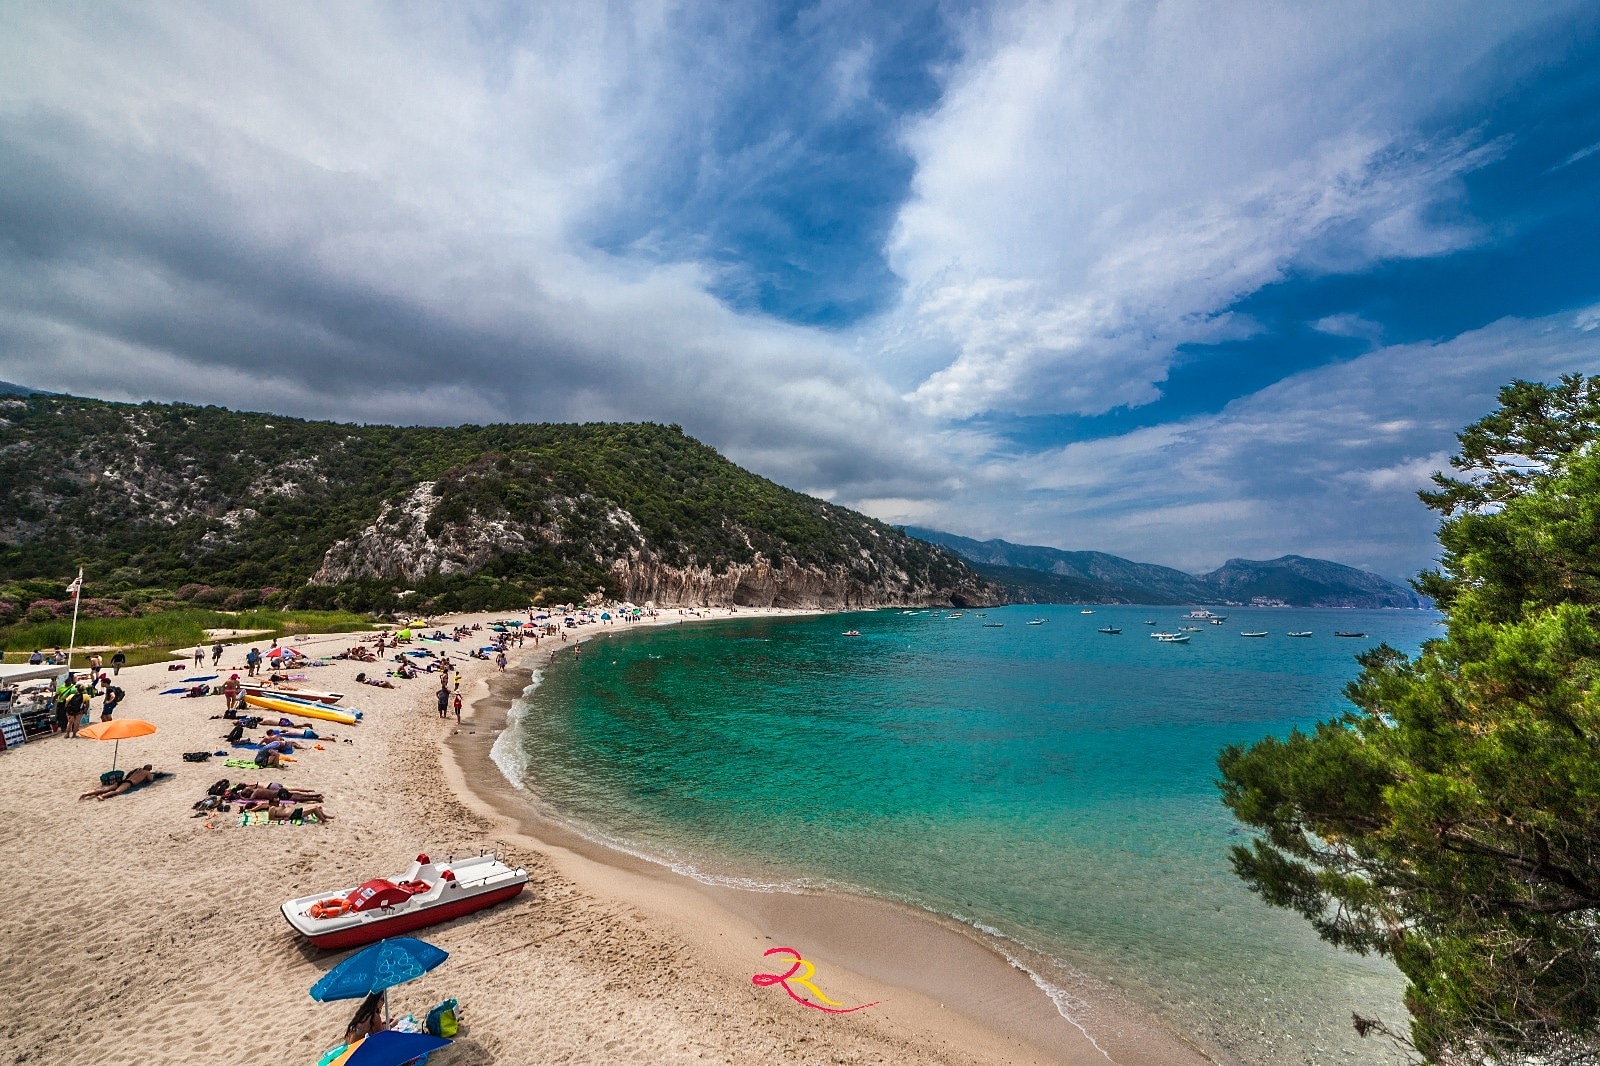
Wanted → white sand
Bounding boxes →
[0,609,1214,1065]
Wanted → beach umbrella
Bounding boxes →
[78,718,157,772]
[323,1031,451,1066]
[310,938,449,1002]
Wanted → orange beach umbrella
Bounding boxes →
[78,718,157,771]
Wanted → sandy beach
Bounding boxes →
[0,609,1214,1065]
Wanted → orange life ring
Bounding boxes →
[309,898,349,920]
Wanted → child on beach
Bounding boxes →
[452,693,462,722]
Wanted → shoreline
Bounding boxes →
[443,610,1218,1066]
[0,607,1219,1065]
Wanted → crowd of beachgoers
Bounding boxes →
[0,603,1205,1065]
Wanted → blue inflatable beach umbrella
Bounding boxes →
[310,937,449,1001]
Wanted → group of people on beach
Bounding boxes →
[52,668,126,736]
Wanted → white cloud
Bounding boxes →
[913,313,1600,579]
[0,0,1596,587]
[886,0,1572,419]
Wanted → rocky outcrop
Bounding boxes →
[607,554,998,609]
[313,482,538,583]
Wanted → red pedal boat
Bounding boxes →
[282,852,528,950]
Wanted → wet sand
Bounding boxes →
[0,608,1217,1065]
[447,615,1218,1066]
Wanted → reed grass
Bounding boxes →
[0,609,375,663]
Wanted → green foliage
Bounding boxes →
[0,394,984,616]
[0,608,373,659]
[1218,376,1600,1065]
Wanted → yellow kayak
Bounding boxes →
[243,693,359,726]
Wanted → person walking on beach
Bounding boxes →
[435,686,449,719]
[211,641,224,667]
[110,650,126,676]
[100,685,123,722]
[452,693,462,722]
[89,652,103,676]
[495,650,507,671]
[193,645,205,668]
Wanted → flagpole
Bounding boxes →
[66,567,83,670]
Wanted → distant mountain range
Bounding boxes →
[904,528,1427,609]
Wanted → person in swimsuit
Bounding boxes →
[79,765,157,800]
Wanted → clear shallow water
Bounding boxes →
[497,605,1440,1064]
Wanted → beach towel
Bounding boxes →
[225,759,284,771]
[238,809,318,826]
[104,771,173,796]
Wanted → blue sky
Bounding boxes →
[1,1,1598,581]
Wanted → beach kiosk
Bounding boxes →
[0,663,71,749]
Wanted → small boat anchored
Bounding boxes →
[1080,609,1095,615]
[983,622,1005,628]
[1097,626,1122,634]
[282,852,529,951]
[1335,631,1368,638]
[1027,618,1048,626]
[1240,631,1269,638]
[842,630,862,637]
[1287,631,1313,638]
[1151,632,1190,643]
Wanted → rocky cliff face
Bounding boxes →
[311,473,996,608]
[606,554,997,608]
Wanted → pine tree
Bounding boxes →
[1218,375,1600,1064]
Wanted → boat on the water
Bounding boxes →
[1143,620,1157,626]
[243,692,359,726]
[982,622,1004,628]
[1185,609,1223,620]
[1179,625,1202,631]
[1240,631,1269,638]
[1151,632,1190,643]
[282,852,528,951]
[842,630,861,637]
[1080,609,1095,615]
[1335,631,1368,638]
[1097,626,1122,634]
[1027,618,1047,626]
[1209,618,1225,625]
[1287,631,1313,638]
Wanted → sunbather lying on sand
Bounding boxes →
[240,800,332,822]
[79,765,158,801]
[234,783,324,803]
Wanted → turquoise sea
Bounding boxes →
[493,605,1441,1064]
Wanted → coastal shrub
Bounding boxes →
[0,395,984,610]
[26,600,60,622]
[1218,374,1600,1065]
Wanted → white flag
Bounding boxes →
[66,569,83,598]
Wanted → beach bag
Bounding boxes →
[182,751,213,762]
[425,998,459,1038]
[100,769,125,787]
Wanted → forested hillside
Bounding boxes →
[0,394,994,618]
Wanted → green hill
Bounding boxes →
[0,394,996,619]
